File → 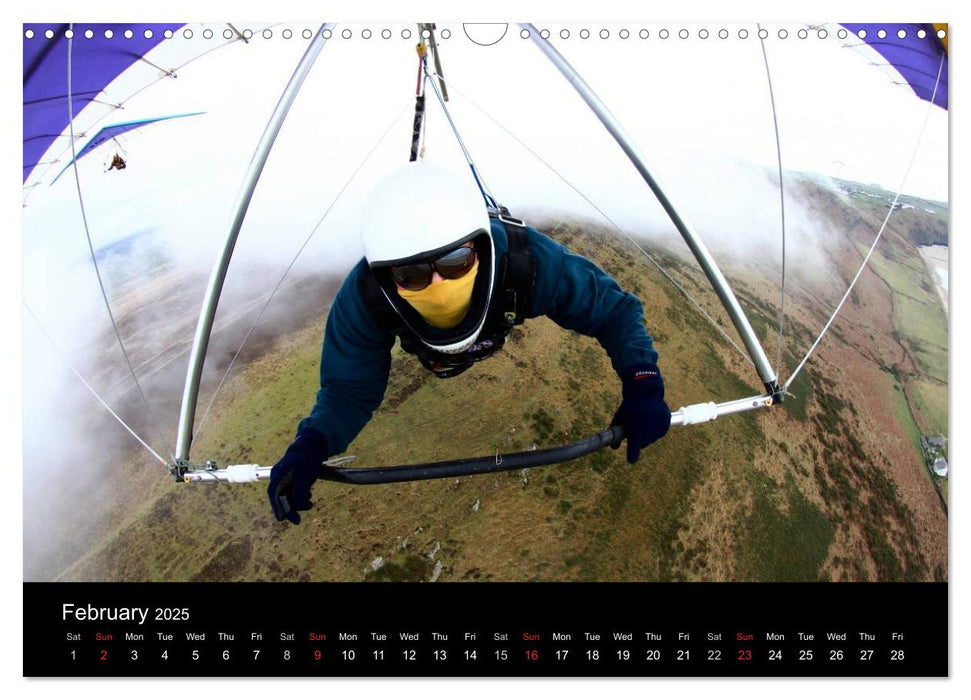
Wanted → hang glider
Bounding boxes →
[25,22,947,487]
[168,23,784,483]
[51,111,205,183]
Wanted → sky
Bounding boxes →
[9,2,965,698]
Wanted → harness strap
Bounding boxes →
[494,208,535,326]
[409,94,425,162]
[361,269,403,335]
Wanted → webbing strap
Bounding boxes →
[410,43,428,162]
[361,271,403,335]
[494,210,535,326]
[409,94,425,162]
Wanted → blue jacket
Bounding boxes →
[299,219,658,454]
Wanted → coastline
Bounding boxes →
[918,244,948,317]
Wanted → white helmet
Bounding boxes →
[361,162,491,264]
[360,162,496,354]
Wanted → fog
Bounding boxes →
[21,22,947,579]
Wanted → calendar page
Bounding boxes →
[21,19,949,679]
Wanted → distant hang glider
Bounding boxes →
[840,23,948,109]
[51,111,205,184]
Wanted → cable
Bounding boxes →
[24,303,167,465]
[422,61,498,209]
[66,26,170,455]
[193,100,414,439]
[426,68,756,367]
[757,23,789,381]
[25,26,264,200]
[784,52,945,391]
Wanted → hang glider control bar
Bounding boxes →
[172,23,781,482]
[176,394,774,483]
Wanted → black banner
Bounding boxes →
[24,581,947,677]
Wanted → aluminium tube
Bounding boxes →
[522,24,779,392]
[669,394,774,427]
[174,24,335,463]
[424,24,449,101]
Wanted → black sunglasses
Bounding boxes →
[392,245,477,291]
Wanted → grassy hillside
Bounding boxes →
[47,177,948,583]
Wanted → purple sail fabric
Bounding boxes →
[23,23,184,183]
[840,23,948,109]
[52,111,204,183]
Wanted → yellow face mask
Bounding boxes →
[396,259,479,329]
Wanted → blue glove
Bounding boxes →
[268,427,329,524]
[610,364,671,464]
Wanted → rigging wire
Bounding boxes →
[424,66,756,368]
[66,26,170,455]
[784,51,945,391]
[193,100,415,440]
[24,303,167,465]
[757,24,789,382]
[422,58,499,209]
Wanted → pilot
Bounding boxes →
[268,162,670,524]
